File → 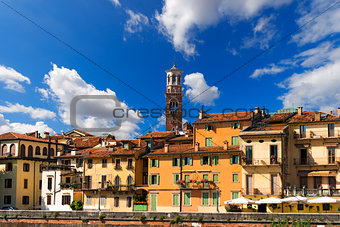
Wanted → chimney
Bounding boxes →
[223,140,229,151]
[71,149,77,156]
[164,144,169,153]
[330,111,335,115]
[337,107,340,116]
[315,112,321,121]
[44,132,50,139]
[298,107,303,116]
[261,107,266,117]
[194,142,199,152]
[199,110,205,119]
[147,131,152,134]
[34,131,39,138]
[254,107,260,114]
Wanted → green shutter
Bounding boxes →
[213,174,218,183]
[233,174,238,182]
[189,157,192,165]
[202,193,209,206]
[149,175,152,185]
[235,155,239,164]
[184,193,190,205]
[172,158,175,166]
[150,160,152,168]
[208,156,211,165]
[230,155,233,164]
[173,174,177,184]
[182,158,185,166]
[213,156,219,165]
[213,192,218,205]
[173,194,179,206]
[156,175,159,185]
[200,156,203,165]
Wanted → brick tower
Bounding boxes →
[165,62,184,131]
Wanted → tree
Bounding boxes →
[70,200,83,210]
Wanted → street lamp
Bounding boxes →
[98,181,101,211]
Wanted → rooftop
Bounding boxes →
[193,112,252,124]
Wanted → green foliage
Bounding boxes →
[139,215,146,222]
[174,216,181,223]
[152,215,157,220]
[70,200,83,210]
[198,216,203,222]
[52,212,59,218]
[159,216,165,221]
[99,215,105,222]
[170,220,175,224]
[42,215,47,219]
[82,219,89,223]
[187,215,192,220]
[3,215,7,220]
[14,214,18,219]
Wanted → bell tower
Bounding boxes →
[165,62,184,131]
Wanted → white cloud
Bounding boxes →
[156,0,291,56]
[242,15,277,49]
[250,64,286,78]
[0,114,55,135]
[124,9,149,34]
[293,0,340,45]
[0,65,30,92]
[279,60,340,111]
[40,64,141,139]
[110,0,120,7]
[0,102,56,120]
[184,72,220,106]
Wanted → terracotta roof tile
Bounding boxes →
[0,132,62,144]
[167,135,193,142]
[193,112,252,124]
[64,129,94,137]
[264,113,295,123]
[71,137,102,148]
[138,131,175,139]
[288,111,340,123]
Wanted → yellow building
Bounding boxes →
[82,147,145,211]
[285,107,340,197]
[0,132,64,210]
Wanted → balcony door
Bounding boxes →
[300,148,307,165]
[246,175,253,195]
[271,174,278,195]
[246,146,252,164]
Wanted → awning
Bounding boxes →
[308,171,337,177]
[295,144,310,148]
[324,142,339,147]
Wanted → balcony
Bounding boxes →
[242,157,281,166]
[60,182,82,189]
[242,187,281,196]
[104,184,135,191]
[294,158,340,166]
[114,165,122,170]
[284,188,340,197]
[176,180,216,190]
[127,165,134,170]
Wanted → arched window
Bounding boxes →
[114,176,120,186]
[35,146,41,155]
[172,75,176,84]
[28,146,33,157]
[1,144,7,156]
[20,144,26,157]
[10,144,15,156]
[42,147,47,156]
[50,148,55,157]
[170,101,178,111]
[127,175,133,185]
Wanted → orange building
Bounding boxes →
[145,142,242,213]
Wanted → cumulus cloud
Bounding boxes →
[110,0,120,7]
[39,64,141,139]
[250,64,286,78]
[242,15,277,49]
[0,65,30,92]
[156,0,291,56]
[124,9,149,34]
[279,61,340,112]
[0,102,56,120]
[293,0,340,45]
[0,114,55,135]
[184,72,220,106]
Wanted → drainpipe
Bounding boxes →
[280,133,284,198]
[33,162,36,208]
[179,154,183,212]
[54,171,57,205]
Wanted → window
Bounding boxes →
[47,178,52,190]
[114,197,119,207]
[205,138,212,147]
[76,159,83,167]
[232,122,240,129]
[300,176,307,188]
[39,196,42,205]
[35,146,41,155]
[4,179,12,188]
[173,174,180,185]
[101,175,106,188]
[114,176,120,186]
[183,192,191,206]
[47,195,51,205]
[4,195,11,205]
[202,192,209,206]
[230,155,239,164]
[300,125,306,138]
[297,203,304,210]
[123,142,129,149]
[43,147,48,156]
[233,174,238,183]
[200,156,210,165]
[212,156,219,165]
[50,148,54,157]
[23,163,30,172]
[22,196,29,205]
[127,175,133,185]
[115,159,121,169]
[150,159,159,168]
[203,174,209,188]
[270,145,278,164]
[213,174,218,183]
[39,180,42,190]
[127,159,133,169]
[172,158,180,167]
[9,144,15,156]
[5,163,12,171]
[172,194,179,206]
[329,176,336,188]
[205,125,213,131]
[65,177,71,184]
[314,176,322,189]
[24,179,28,189]
[1,144,7,156]
[102,159,107,168]
[127,197,132,207]
[100,196,106,205]
[232,136,239,146]
[328,123,335,137]
[323,203,330,211]
[20,144,25,157]
[245,146,253,164]
[182,157,192,166]
[85,176,92,189]
[212,192,219,206]
[86,196,91,205]
[62,195,71,205]
[146,141,151,149]
[232,192,239,199]
[328,147,335,164]
[87,159,93,169]
[28,145,33,157]
[149,174,159,185]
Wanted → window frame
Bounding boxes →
[205,137,212,147]
[202,192,209,206]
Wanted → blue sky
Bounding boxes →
[1,0,340,139]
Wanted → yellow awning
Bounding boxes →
[307,171,337,177]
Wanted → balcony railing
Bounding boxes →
[242,187,282,195]
[177,181,216,190]
[104,184,135,191]
[294,158,340,166]
[242,157,281,166]
[60,182,82,189]
[114,165,122,170]
[127,165,134,170]
[284,188,340,197]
